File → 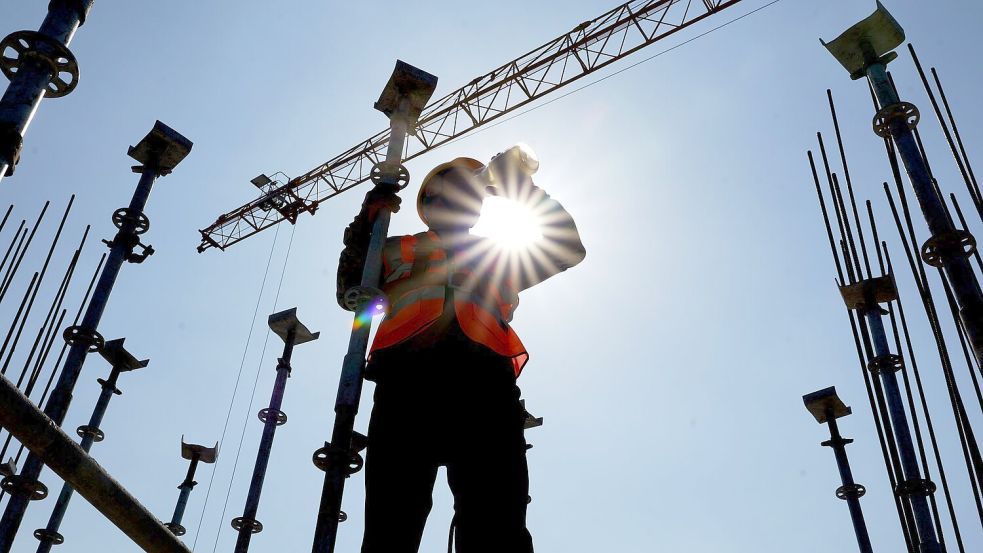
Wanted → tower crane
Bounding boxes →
[196,0,745,252]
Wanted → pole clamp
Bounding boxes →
[164,522,186,537]
[920,230,976,268]
[895,478,936,497]
[76,424,105,442]
[32,528,64,545]
[0,31,78,98]
[231,516,263,534]
[835,483,866,500]
[112,208,150,234]
[866,354,903,374]
[0,475,48,500]
[370,161,410,190]
[63,325,104,352]
[821,436,854,448]
[104,207,155,262]
[0,123,22,176]
[257,408,287,426]
[343,285,387,313]
[872,101,919,138]
[312,441,364,476]
[97,377,123,395]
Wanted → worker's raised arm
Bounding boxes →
[336,189,401,309]
[510,184,585,291]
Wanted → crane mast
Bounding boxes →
[197,0,744,252]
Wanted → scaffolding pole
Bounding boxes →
[0,0,95,182]
[0,373,191,553]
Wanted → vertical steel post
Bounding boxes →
[232,308,319,552]
[0,0,95,182]
[823,2,983,367]
[866,63,983,365]
[34,339,149,552]
[804,387,875,553]
[311,61,437,553]
[165,439,218,537]
[0,121,191,552]
[864,308,940,553]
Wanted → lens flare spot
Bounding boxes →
[472,197,542,250]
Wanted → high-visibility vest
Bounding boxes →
[370,231,529,376]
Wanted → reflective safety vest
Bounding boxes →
[370,231,529,376]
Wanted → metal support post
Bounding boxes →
[311,60,437,553]
[804,387,875,553]
[839,276,940,553]
[165,439,218,537]
[232,308,319,552]
[0,0,95,181]
[34,339,149,552]
[0,121,191,552]
[0,373,191,553]
[824,2,983,368]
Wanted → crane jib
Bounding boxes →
[196,0,745,252]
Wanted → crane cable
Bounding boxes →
[189,222,285,549]
[208,222,297,553]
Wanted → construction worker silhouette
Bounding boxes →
[337,151,585,553]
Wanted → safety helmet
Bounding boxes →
[416,157,484,225]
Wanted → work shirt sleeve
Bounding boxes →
[509,187,586,291]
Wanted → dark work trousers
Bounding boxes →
[361,325,534,553]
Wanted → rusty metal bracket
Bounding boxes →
[342,285,386,313]
[230,516,263,534]
[872,101,919,138]
[0,31,78,98]
[76,424,105,443]
[0,475,47,500]
[839,275,898,311]
[866,353,903,374]
[921,229,976,267]
[312,442,364,476]
[257,408,287,426]
[33,527,64,545]
[112,208,150,235]
[369,162,410,190]
[836,483,867,500]
[895,478,937,498]
[62,325,104,353]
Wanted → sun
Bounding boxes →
[471,196,543,250]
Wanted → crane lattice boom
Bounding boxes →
[197,0,743,252]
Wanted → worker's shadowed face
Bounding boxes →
[422,167,484,231]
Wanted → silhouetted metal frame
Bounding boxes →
[0,374,191,553]
[197,0,744,251]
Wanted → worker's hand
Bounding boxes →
[362,188,401,221]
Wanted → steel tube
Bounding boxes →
[0,165,158,551]
[825,413,875,553]
[168,457,199,534]
[35,368,121,553]
[867,63,983,368]
[0,373,191,552]
[311,112,408,553]
[233,329,296,552]
[865,310,940,553]
[0,0,95,182]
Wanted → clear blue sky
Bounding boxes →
[1,1,982,552]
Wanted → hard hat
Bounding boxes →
[416,157,484,225]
